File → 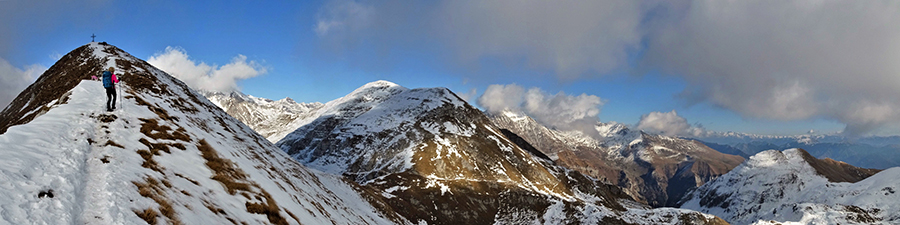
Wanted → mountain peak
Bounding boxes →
[0,43,402,224]
[0,42,134,134]
[680,148,898,224]
[348,80,406,96]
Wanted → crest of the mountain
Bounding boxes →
[679,148,896,224]
[0,43,402,224]
[488,110,745,207]
[202,90,323,143]
[277,81,728,224]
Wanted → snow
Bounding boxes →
[0,44,401,225]
[276,80,482,182]
[502,110,528,122]
[681,148,900,224]
[0,79,396,224]
[202,90,324,143]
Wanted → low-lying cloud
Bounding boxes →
[478,84,605,137]
[147,47,267,93]
[0,57,45,109]
[636,110,708,137]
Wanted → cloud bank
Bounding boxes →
[636,110,708,137]
[643,0,900,136]
[316,0,900,136]
[147,47,267,93]
[0,58,45,109]
[478,84,605,137]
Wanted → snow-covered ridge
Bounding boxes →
[0,43,400,224]
[278,81,474,179]
[680,148,900,224]
[201,90,324,143]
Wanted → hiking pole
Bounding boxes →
[118,83,122,112]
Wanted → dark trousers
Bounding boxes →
[106,87,116,110]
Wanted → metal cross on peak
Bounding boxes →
[91,34,96,42]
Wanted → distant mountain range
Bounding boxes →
[692,134,900,169]
[211,80,728,224]
[487,110,744,208]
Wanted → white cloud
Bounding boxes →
[0,57,44,109]
[522,88,604,132]
[478,83,605,137]
[477,84,525,113]
[147,47,266,93]
[643,0,900,136]
[636,110,708,137]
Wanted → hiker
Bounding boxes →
[102,67,119,112]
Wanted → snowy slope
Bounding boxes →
[277,81,729,224]
[488,110,744,207]
[0,42,402,225]
[202,91,323,143]
[680,148,899,224]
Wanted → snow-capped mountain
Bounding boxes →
[679,148,897,224]
[276,81,728,224]
[201,90,323,143]
[0,42,403,224]
[696,132,900,147]
[488,110,745,207]
[696,133,900,169]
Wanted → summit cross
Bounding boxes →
[91,34,96,42]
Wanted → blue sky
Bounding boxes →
[2,1,899,137]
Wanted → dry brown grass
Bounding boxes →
[136,149,163,172]
[197,139,251,195]
[140,138,171,155]
[203,200,227,215]
[196,139,289,225]
[139,118,190,142]
[170,143,186,151]
[245,190,288,225]
[133,176,182,225]
[135,118,192,175]
[133,208,158,225]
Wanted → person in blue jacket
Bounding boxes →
[102,67,119,112]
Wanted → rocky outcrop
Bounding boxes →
[488,110,744,207]
[795,148,881,183]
